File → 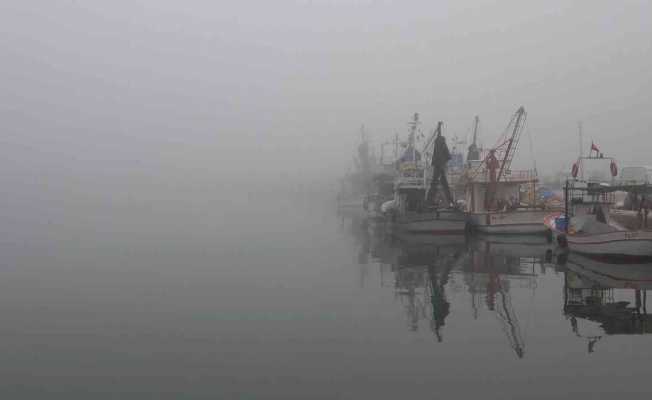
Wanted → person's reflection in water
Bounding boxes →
[427,247,462,342]
[408,286,419,332]
[395,268,427,332]
[571,316,578,334]
[588,337,600,353]
[429,265,451,342]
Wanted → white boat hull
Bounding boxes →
[545,213,652,258]
[563,231,652,258]
[467,210,550,234]
[391,210,467,234]
[394,231,467,247]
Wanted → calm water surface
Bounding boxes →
[1,189,651,399]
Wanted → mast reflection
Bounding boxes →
[377,232,552,358]
[390,233,466,339]
[464,236,550,359]
[349,211,652,359]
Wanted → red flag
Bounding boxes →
[591,142,600,153]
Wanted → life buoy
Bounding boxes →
[610,160,618,177]
[571,163,579,178]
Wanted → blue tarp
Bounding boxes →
[399,147,421,162]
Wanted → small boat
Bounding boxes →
[363,172,396,224]
[546,212,652,259]
[337,126,376,215]
[545,152,652,260]
[383,114,467,235]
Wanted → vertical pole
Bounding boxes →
[644,290,647,314]
[643,195,648,229]
[395,133,399,162]
[578,121,583,158]
[578,122,585,179]
[564,180,569,233]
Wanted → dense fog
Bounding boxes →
[2,1,651,190]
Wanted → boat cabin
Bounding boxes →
[394,161,427,214]
[564,155,620,223]
[465,170,536,213]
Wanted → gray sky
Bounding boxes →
[2,0,651,184]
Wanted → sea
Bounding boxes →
[1,184,651,399]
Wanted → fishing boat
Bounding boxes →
[548,213,652,259]
[363,142,399,224]
[337,126,375,215]
[382,114,467,235]
[463,107,550,234]
[544,150,652,259]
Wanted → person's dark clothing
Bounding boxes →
[429,135,453,205]
[431,136,451,167]
[428,166,452,205]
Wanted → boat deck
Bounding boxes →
[610,210,652,232]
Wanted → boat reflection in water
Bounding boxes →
[389,234,466,340]
[464,235,552,358]
[347,207,652,360]
[372,232,554,358]
[559,253,652,353]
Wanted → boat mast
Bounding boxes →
[496,283,525,359]
[578,122,583,158]
[394,132,399,166]
[407,113,419,162]
[578,122,584,179]
[466,116,481,162]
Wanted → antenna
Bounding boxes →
[578,122,583,158]
[394,132,399,162]
[527,128,537,176]
[407,113,420,162]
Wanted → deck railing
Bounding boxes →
[469,169,537,183]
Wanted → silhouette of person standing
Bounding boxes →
[428,128,453,207]
[486,149,500,183]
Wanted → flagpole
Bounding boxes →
[578,122,583,158]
